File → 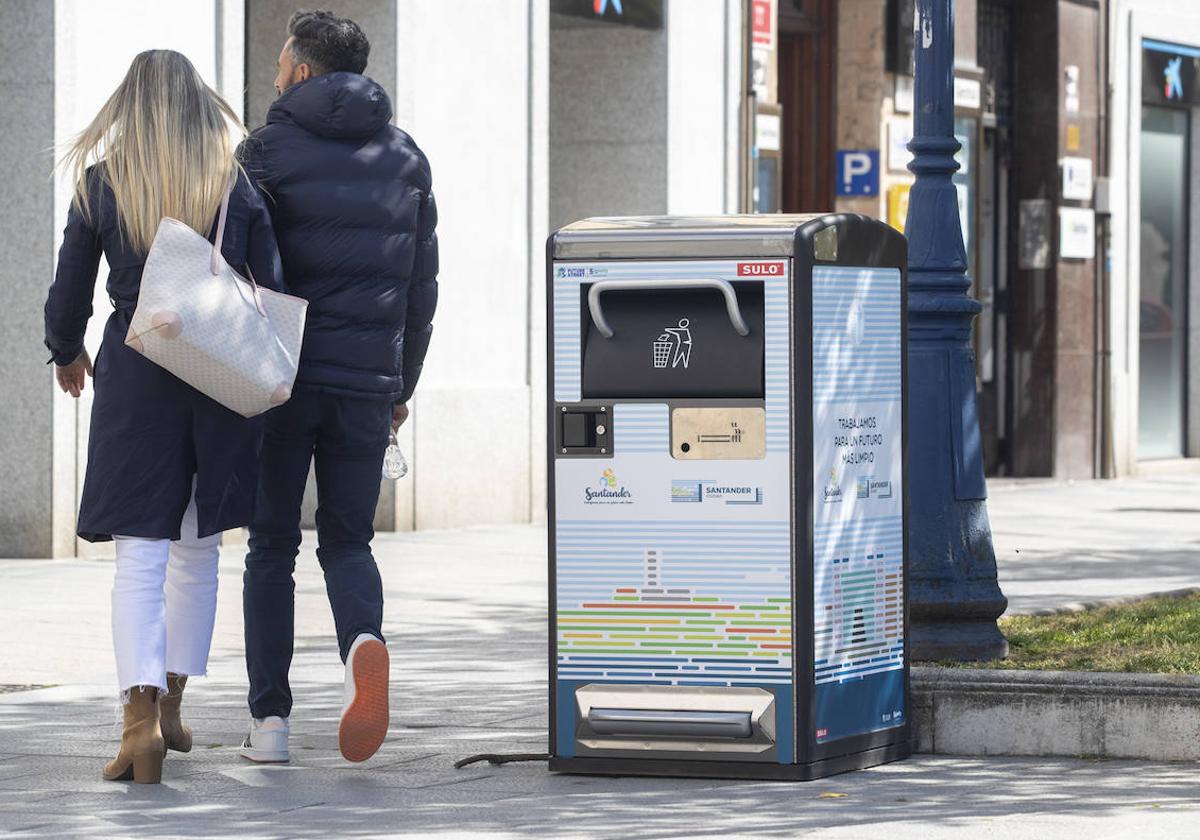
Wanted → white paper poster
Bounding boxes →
[1059,207,1096,260]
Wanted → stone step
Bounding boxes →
[912,666,1200,761]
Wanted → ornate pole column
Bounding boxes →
[904,0,1008,660]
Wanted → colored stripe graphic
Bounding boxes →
[556,520,792,686]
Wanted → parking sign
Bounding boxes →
[836,150,880,197]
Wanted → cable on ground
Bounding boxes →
[453,752,550,769]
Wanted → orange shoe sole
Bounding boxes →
[339,639,389,762]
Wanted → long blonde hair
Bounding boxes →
[61,49,244,254]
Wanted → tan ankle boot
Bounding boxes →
[103,686,165,783]
[160,673,193,753]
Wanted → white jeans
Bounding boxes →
[112,489,221,693]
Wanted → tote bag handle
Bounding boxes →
[210,174,267,317]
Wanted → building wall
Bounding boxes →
[529,0,551,522]
[667,0,731,215]
[1002,0,1103,479]
[398,0,536,529]
[50,0,232,558]
[1192,102,1200,459]
[1009,0,1061,477]
[0,1,56,558]
[245,1,396,130]
[1108,0,1200,474]
[1,1,736,554]
[245,0,405,532]
[245,1,541,532]
[1053,1,1100,478]
[548,12,669,231]
[834,0,887,219]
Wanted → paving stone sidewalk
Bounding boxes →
[0,477,1197,837]
[988,473,1200,614]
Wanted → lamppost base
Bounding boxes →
[911,619,1009,662]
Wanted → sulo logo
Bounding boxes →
[737,262,785,277]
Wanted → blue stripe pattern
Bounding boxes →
[553,273,582,402]
[811,266,902,405]
[614,403,670,454]
[764,272,790,453]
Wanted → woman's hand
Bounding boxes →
[55,351,93,398]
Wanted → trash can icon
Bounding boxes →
[652,318,691,369]
[548,214,910,781]
[652,333,673,369]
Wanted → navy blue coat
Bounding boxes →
[239,72,438,403]
[44,169,285,542]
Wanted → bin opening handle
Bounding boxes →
[587,278,751,339]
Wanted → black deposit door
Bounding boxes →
[581,284,765,399]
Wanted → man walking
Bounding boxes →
[238,9,437,764]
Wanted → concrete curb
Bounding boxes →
[911,667,1200,761]
[1019,585,1200,617]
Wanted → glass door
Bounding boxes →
[1138,106,1190,459]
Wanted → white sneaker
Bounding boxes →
[339,633,389,762]
[240,715,290,763]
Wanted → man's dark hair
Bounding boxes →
[287,10,369,76]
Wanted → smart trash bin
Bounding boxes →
[547,214,910,780]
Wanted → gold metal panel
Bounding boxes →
[671,407,766,460]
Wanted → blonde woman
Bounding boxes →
[43,50,284,784]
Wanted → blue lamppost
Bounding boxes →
[904,0,1008,660]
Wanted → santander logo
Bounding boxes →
[737,262,785,277]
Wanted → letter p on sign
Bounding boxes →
[836,150,880,197]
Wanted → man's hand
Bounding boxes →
[55,351,93,398]
[392,402,409,432]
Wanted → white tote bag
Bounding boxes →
[125,182,308,418]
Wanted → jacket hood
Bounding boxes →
[267,72,393,139]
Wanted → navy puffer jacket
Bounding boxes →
[240,72,437,402]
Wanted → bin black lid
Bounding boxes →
[551,213,895,260]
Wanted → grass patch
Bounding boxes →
[925,592,1200,673]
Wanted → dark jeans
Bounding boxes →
[244,387,393,720]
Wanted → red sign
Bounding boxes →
[751,0,775,49]
[738,261,785,277]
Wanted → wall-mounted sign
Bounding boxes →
[550,0,663,29]
[887,184,911,233]
[836,150,880,197]
[1065,122,1081,152]
[894,74,914,114]
[1061,156,1093,201]
[756,112,781,152]
[751,0,776,50]
[1142,39,1200,107]
[752,47,770,99]
[954,77,982,111]
[887,117,914,172]
[1059,207,1096,260]
[1064,65,1080,114]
